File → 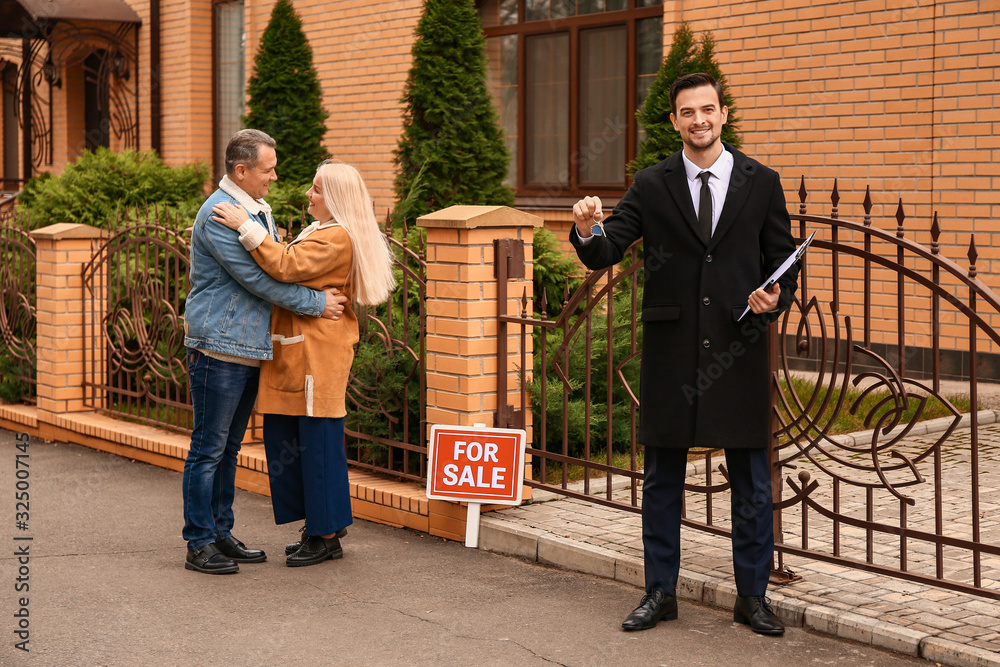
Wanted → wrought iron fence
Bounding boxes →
[772,180,1000,600]
[0,208,36,403]
[499,181,1000,600]
[81,206,192,429]
[75,207,428,480]
[344,216,427,482]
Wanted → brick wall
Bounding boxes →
[157,0,215,170]
[245,0,423,211]
[4,1,998,353]
[667,0,999,350]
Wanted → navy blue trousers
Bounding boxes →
[263,414,353,537]
[642,447,774,597]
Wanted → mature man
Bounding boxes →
[182,129,346,575]
[571,73,799,634]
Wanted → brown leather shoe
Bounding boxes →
[733,596,785,635]
[621,590,678,631]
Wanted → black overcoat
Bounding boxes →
[571,144,799,449]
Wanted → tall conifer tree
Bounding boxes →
[243,0,329,186]
[393,0,514,223]
[628,23,741,176]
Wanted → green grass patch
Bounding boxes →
[777,374,975,438]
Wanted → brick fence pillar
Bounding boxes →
[29,223,107,417]
[417,205,542,540]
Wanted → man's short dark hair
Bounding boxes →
[669,73,726,116]
[225,129,276,176]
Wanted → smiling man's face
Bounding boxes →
[670,84,729,156]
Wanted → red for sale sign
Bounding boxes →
[427,425,527,505]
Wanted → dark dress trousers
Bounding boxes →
[570,144,799,596]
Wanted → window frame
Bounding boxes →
[212,0,246,181]
[481,2,664,203]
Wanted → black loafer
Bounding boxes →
[621,590,678,631]
[285,527,348,556]
[185,543,239,574]
[214,535,267,563]
[734,596,785,635]
[286,534,343,567]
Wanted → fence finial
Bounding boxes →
[862,186,873,226]
[895,198,905,238]
[969,235,978,278]
[798,176,807,215]
[930,212,940,254]
[830,179,840,219]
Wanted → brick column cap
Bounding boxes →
[416,205,543,230]
[30,223,107,241]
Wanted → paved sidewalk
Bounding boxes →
[478,413,1000,667]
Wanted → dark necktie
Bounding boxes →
[698,171,713,244]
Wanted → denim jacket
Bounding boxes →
[183,177,324,360]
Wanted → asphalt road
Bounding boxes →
[0,430,928,666]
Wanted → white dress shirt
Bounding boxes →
[681,148,734,237]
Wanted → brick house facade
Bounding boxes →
[2,0,998,351]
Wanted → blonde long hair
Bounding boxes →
[315,161,396,305]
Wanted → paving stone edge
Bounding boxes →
[477,517,1000,667]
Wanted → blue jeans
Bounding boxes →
[182,349,259,550]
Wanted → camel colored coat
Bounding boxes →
[240,221,358,418]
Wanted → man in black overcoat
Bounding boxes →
[570,72,799,635]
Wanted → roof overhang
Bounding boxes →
[1,0,140,38]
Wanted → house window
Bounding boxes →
[214,0,245,180]
[478,0,663,201]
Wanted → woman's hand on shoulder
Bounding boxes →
[211,202,251,230]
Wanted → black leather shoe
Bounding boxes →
[185,543,239,574]
[734,596,785,635]
[214,535,267,563]
[285,527,348,556]
[621,590,678,631]
[286,534,343,567]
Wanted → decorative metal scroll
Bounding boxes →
[344,214,427,482]
[47,23,140,151]
[497,179,1000,600]
[2,21,139,174]
[80,206,191,431]
[0,209,36,401]
[769,179,1000,600]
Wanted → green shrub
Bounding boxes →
[530,270,643,459]
[346,249,423,471]
[393,0,513,224]
[0,352,30,404]
[629,23,741,176]
[16,148,207,230]
[532,228,583,319]
[265,179,311,236]
[243,0,330,186]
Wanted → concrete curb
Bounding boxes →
[477,516,1000,667]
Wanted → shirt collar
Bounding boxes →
[219,175,272,216]
[681,148,734,182]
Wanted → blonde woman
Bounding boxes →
[212,161,395,566]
